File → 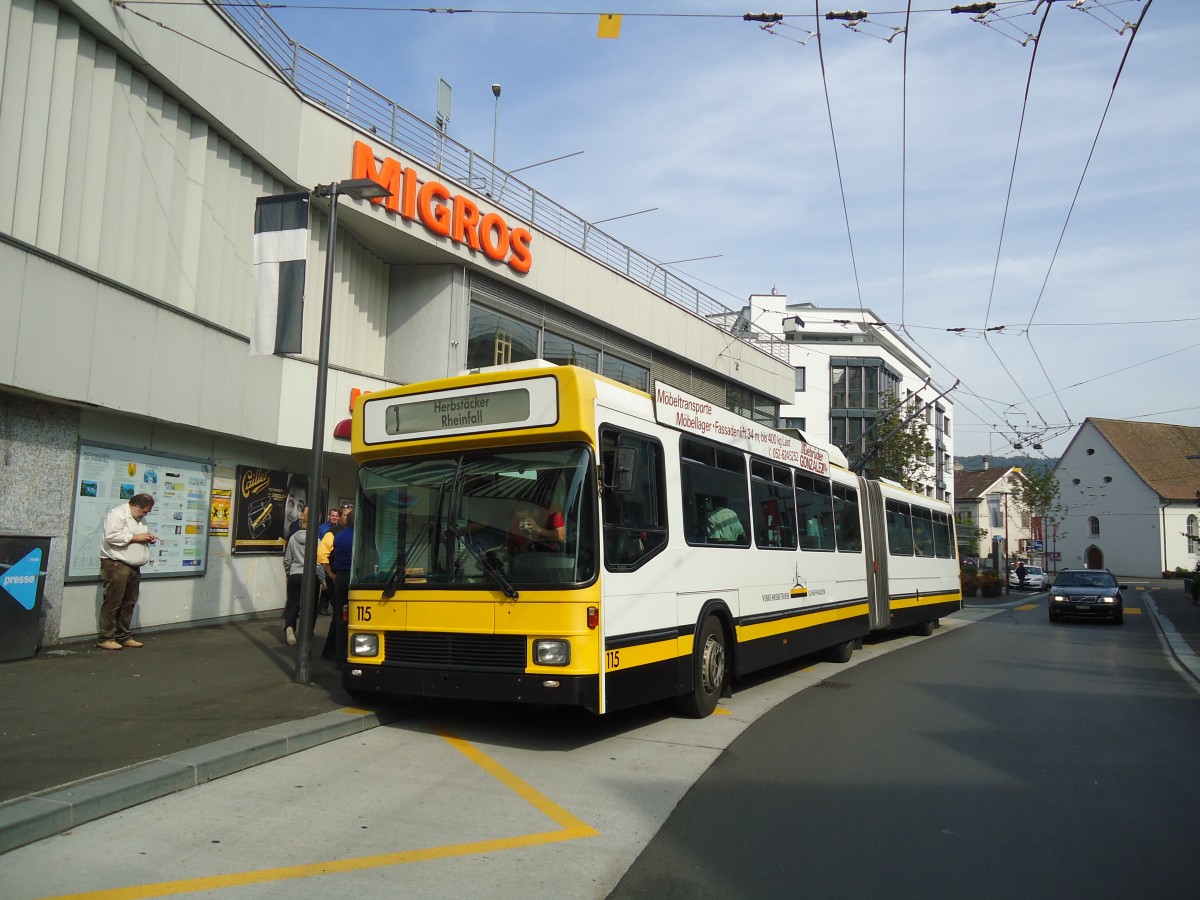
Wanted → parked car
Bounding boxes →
[1048,569,1126,624]
[1008,564,1047,591]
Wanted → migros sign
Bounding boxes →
[351,141,533,274]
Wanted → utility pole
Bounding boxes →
[1004,492,1010,595]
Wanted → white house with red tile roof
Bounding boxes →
[1052,418,1200,577]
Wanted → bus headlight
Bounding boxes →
[533,639,570,666]
[351,633,380,657]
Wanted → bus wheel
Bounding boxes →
[823,639,854,663]
[673,616,726,718]
[913,619,936,637]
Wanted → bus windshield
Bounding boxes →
[353,446,597,591]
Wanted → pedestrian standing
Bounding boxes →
[318,507,341,540]
[315,508,342,615]
[97,493,158,651]
[322,506,354,665]
[282,507,324,645]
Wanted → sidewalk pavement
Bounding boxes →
[0,614,407,854]
[2,581,1198,855]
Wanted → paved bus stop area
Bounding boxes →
[1,580,1197,856]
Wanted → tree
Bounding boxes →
[859,398,934,490]
[1013,468,1061,521]
[1012,468,1061,566]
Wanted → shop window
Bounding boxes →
[544,332,599,372]
[602,355,649,392]
[467,308,538,369]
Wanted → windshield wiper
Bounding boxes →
[448,522,519,600]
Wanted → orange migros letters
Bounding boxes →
[351,141,533,274]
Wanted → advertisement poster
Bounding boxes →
[232,466,308,554]
[209,489,232,537]
[67,444,212,580]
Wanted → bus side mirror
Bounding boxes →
[603,447,637,493]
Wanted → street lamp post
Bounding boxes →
[295,176,392,685]
[490,83,501,196]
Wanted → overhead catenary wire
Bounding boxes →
[117,0,1180,456]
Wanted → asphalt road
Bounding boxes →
[609,593,1200,899]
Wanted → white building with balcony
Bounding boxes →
[723,293,954,501]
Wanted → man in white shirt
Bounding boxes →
[98,493,158,650]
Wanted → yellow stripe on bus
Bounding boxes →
[736,603,869,642]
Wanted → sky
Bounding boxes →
[254,0,1198,460]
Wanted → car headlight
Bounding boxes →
[1101,597,1115,604]
[533,639,571,666]
[351,633,379,657]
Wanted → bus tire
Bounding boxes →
[823,639,854,663]
[913,618,936,637]
[673,615,726,718]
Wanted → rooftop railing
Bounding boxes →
[213,1,789,363]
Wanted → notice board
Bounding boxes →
[67,443,213,580]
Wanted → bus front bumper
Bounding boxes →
[342,664,599,713]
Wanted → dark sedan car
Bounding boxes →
[1048,569,1126,624]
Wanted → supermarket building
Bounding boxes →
[0,0,794,648]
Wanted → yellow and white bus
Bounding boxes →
[343,363,960,716]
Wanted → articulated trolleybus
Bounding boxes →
[343,363,960,716]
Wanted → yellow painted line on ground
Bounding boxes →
[1125,607,1143,615]
[714,705,733,716]
[40,726,598,900]
[1015,603,1039,611]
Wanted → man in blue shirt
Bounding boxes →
[322,507,353,665]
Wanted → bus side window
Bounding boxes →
[601,427,667,570]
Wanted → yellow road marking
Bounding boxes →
[1015,603,1039,611]
[39,726,598,900]
[714,705,732,716]
[1125,607,1142,615]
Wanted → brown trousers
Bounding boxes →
[99,558,142,640]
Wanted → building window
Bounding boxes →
[779,416,807,432]
[794,367,806,392]
[602,355,650,392]
[1188,515,1199,555]
[543,332,599,372]
[467,308,538,369]
[1089,516,1100,536]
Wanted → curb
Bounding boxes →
[1141,591,1200,694]
[0,706,400,856]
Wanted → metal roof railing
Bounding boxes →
[212,1,789,363]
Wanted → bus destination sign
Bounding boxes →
[362,376,559,444]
